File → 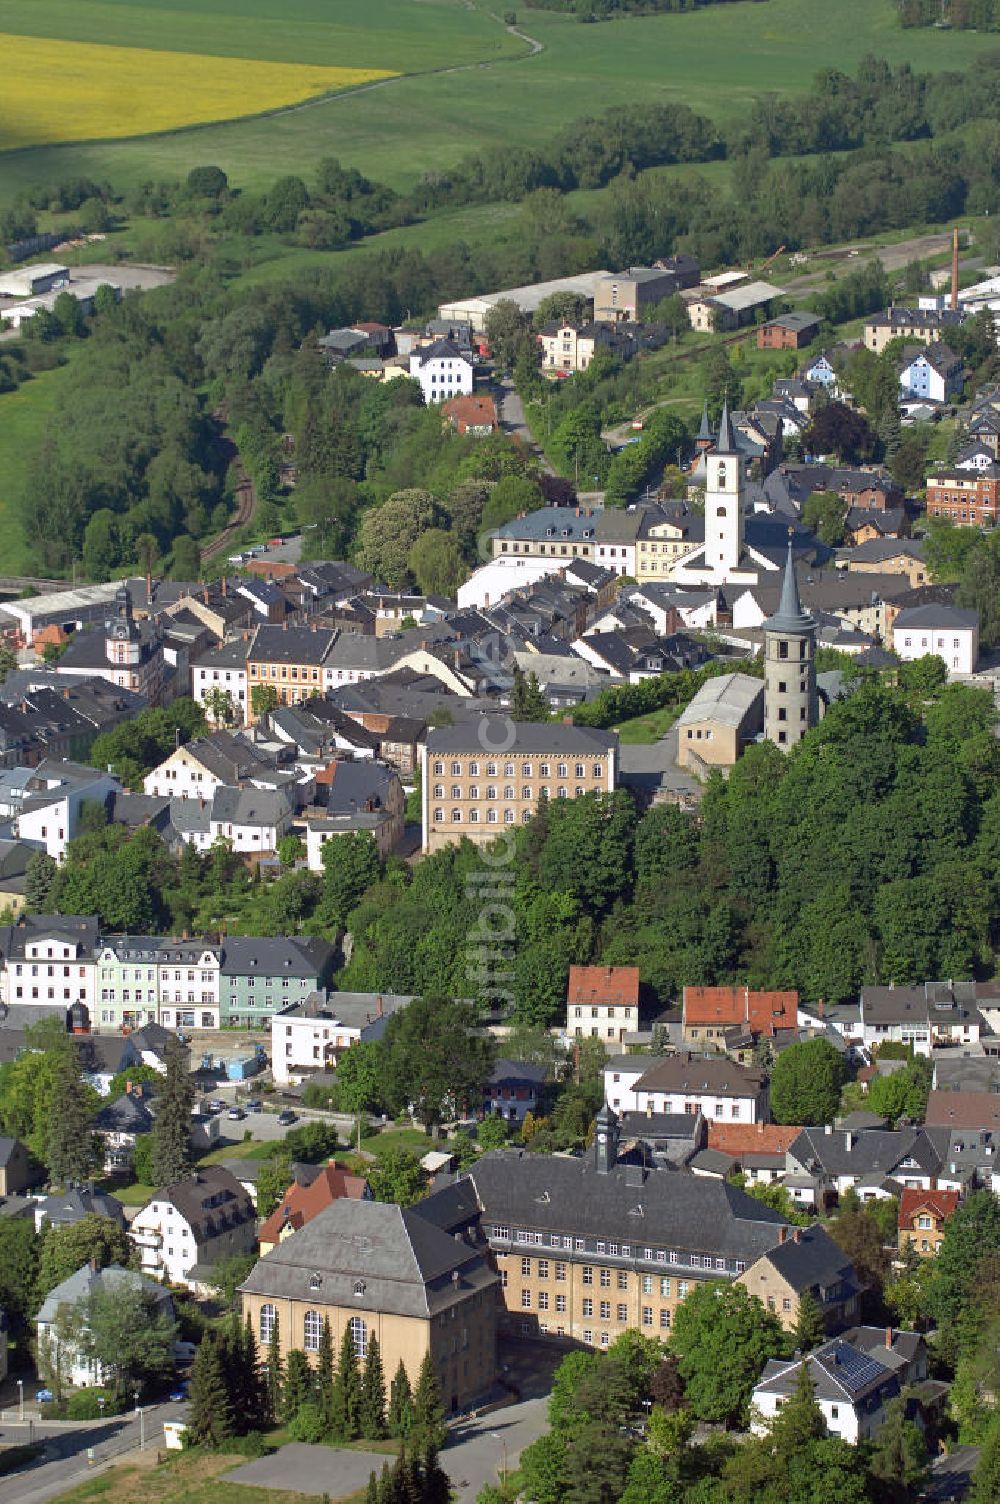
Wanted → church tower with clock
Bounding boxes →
[593,1102,620,1174]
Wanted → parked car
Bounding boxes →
[227,553,245,564]
[245,1098,262,1113]
[208,1098,226,1113]
[168,1385,188,1403]
[227,1106,246,1121]
[36,1389,53,1403]
[277,1109,297,1126]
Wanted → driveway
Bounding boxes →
[497,381,555,474]
[217,1394,548,1504]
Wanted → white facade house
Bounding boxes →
[12,764,120,863]
[752,1340,903,1445]
[409,338,474,405]
[604,1053,769,1124]
[190,645,249,726]
[456,557,561,610]
[131,1167,256,1288]
[0,919,98,1015]
[891,604,979,677]
[36,1264,172,1390]
[271,992,412,1085]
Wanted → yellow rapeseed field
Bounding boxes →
[0,33,395,150]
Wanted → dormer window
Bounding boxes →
[353,1280,366,1297]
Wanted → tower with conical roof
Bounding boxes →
[704,402,744,581]
[764,537,818,750]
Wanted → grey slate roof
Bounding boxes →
[146,1165,255,1243]
[220,935,334,980]
[37,1262,171,1325]
[756,1223,862,1298]
[249,625,337,666]
[756,1337,898,1406]
[465,1148,787,1267]
[36,1185,126,1228]
[425,719,615,754]
[239,1197,497,1317]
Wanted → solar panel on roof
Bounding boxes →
[821,1343,888,1394]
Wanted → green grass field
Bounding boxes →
[0,0,995,205]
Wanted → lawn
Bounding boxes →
[0,346,86,575]
[0,0,994,205]
[612,705,683,745]
[45,1450,355,1504]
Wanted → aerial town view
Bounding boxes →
[5,1,1000,1501]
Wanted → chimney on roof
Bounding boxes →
[793,1227,802,1243]
[845,1132,854,1151]
[125,1078,133,1095]
[89,1256,98,1273]
[778,1226,788,1244]
[885,1326,893,1349]
[646,1100,652,1119]
[63,686,71,702]
[951,227,960,312]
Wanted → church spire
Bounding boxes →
[697,403,711,442]
[716,400,735,454]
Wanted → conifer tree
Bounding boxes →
[411,1351,447,1454]
[45,1045,99,1185]
[421,1444,451,1504]
[283,1348,313,1424]
[330,1324,362,1439]
[364,1473,380,1504]
[150,1033,195,1185]
[265,1311,283,1426]
[187,1333,234,1448]
[317,1316,335,1429]
[243,1312,268,1432]
[793,1290,826,1353]
[970,1412,1000,1504]
[389,1358,413,1438]
[361,1333,387,1439]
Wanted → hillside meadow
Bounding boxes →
[0,0,996,205]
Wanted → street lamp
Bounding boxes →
[17,1379,23,1422]
[97,1396,105,1421]
[138,1408,145,1452]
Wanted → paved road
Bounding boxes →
[497,381,555,475]
[0,1400,185,1504]
[445,1394,549,1503]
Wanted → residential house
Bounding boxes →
[93,936,220,1032]
[491,507,599,564]
[246,625,338,720]
[91,1084,156,1175]
[131,1166,257,1288]
[702,1123,801,1187]
[0,913,99,1018]
[10,760,121,862]
[0,1136,43,1196]
[783,1126,942,1207]
[843,539,927,591]
[240,1197,499,1412]
[537,322,618,374]
[899,345,963,405]
[898,1188,960,1257]
[221,935,337,1030]
[681,985,798,1050]
[142,731,279,801]
[36,1264,174,1389]
[739,1224,863,1334]
[563,965,640,1045]
[33,1184,126,1233]
[752,1336,900,1443]
[441,394,498,435]
[168,784,296,856]
[890,604,979,676]
[925,1091,1000,1132]
[421,721,617,853]
[270,990,412,1085]
[685,280,785,333]
[259,1161,372,1254]
[409,339,474,405]
[594,509,643,578]
[802,352,840,392]
[675,673,765,773]
[634,505,706,584]
[606,1052,769,1125]
[303,757,404,866]
[190,641,250,726]
[756,312,822,350]
[843,508,910,547]
[925,466,1000,526]
[484,1060,547,1124]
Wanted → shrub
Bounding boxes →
[66,1387,119,1420]
[288,1402,327,1443]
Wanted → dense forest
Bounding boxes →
[900,0,1000,28]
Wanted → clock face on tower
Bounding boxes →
[597,1133,607,1144]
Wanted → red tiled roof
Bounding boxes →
[707,1122,800,1156]
[925,1091,1000,1129]
[259,1160,369,1245]
[898,1188,960,1227]
[683,986,799,1034]
[441,395,499,433]
[567,965,640,1008]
